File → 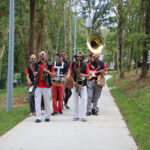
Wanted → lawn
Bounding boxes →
[0,86,29,136]
[107,70,150,150]
[0,105,29,136]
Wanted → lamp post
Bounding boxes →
[74,16,77,59]
[6,0,15,112]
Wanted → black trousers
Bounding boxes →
[64,87,72,104]
[28,93,35,113]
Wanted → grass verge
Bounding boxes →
[0,104,29,136]
[107,71,150,150]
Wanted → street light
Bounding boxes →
[74,16,77,59]
[6,0,15,112]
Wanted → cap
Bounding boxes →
[76,51,84,55]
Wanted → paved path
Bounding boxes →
[0,75,138,150]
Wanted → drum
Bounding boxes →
[52,81,65,86]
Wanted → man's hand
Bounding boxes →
[33,72,38,77]
[27,80,32,86]
[43,67,49,73]
[73,81,77,87]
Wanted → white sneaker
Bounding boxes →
[81,118,87,122]
[72,118,79,121]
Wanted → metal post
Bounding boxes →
[6,0,15,112]
[74,16,77,60]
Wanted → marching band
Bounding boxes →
[25,34,108,123]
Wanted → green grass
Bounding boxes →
[0,105,29,136]
[107,73,150,150]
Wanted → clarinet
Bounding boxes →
[31,64,40,96]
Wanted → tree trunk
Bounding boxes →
[141,0,150,77]
[56,24,61,52]
[128,44,133,71]
[113,52,116,81]
[68,0,72,61]
[36,12,44,56]
[0,28,9,59]
[117,0,124,79]
[64,4,67,51]
[29,0,36,56]
[134,58,138,74]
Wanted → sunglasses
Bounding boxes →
[92,56,96,58]
[31,58,36,60]
[76,56,83,58]
[39,52,45,56]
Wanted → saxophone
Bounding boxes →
[41,62,48,80]
[76,60,83,93]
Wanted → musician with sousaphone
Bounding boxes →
[86,33,108,116]
[51,53,68,115]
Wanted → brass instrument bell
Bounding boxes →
[87,33,103,54]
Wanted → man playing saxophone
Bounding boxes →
[69,51,89,122]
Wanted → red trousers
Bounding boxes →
[52,86,65,112]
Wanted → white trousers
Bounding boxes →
[72,86,87,119]
[35,87,51,120]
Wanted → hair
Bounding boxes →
[88,51,93,57]
[74,51,84,60]
[30,54,36,59]
[39,51,47,56]
[61,50,66,53]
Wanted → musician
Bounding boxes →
[86,51,93,64]
[51,53,68,115]
[61,50,72,109]
[86,53,107,116]
[34,51,56,123]
[25,54,37,116]
[69,51,89,122]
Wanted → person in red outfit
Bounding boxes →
[86,53,107,116]
[34,51,56,123]
[51,53,68,115]
[25,54,37,116]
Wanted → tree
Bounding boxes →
[29,0,36,55]
[141,0,150,77]
[117,0,124,78]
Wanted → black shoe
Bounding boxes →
[51,112,58,116]
[59,110,63,114]
[64,103,70,109]
[35,119,41,123]
[92,109,98,115]
[45,119,50,122]
[86,112,92,116]
[96,107,99,113]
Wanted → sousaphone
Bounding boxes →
[87,33,104,54]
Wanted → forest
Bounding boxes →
[0,0,150,89]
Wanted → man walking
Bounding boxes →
[34,51,56,123]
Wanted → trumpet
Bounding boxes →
[87,33,104,54]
